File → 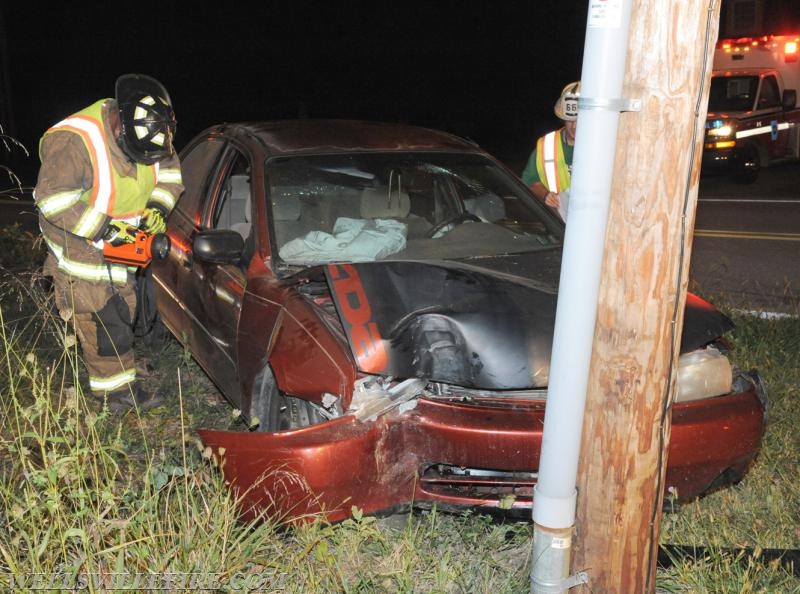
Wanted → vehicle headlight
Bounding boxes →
[674,345,732,403]
[707,124,734,137]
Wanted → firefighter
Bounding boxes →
[521,81,580,221]
[33,74,184,412]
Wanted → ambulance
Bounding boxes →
[703,33,800,182]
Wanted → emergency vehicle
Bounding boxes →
[703,33,800,182]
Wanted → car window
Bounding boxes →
[176,138,227,222]
[757,75,781,110]
[265,152,563,273]
[708,75,759,111]
[211,152,252,238]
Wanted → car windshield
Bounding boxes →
[266,152,563,272]
[708,75,759,112]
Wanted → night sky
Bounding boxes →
[3,2,588,184]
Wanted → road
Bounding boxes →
[692,162,800,316]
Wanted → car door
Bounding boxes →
[184,149,254,403]
[155,136,252,404]
[154,134,227,358]
[756,74,791,160]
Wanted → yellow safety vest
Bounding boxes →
[534,129,571,193]
[42,99,158,219]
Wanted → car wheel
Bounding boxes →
[250,365,325,432]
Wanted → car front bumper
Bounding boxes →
[198,371,766,524]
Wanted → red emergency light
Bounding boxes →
[785,40,798,63]
[717,34,800,63]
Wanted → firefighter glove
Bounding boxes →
[103,220,138,246]
[141,206,167,235]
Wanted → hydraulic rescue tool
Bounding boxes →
[104,228,171,267]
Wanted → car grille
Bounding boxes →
[419,463,536,503]
[424,382,548,403]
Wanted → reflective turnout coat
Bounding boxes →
[34,99,184,396]
[35,99,183,284]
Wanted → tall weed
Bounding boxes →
[0,222,797,592]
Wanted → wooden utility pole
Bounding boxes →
[571,1,720,592]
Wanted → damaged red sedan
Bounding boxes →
[151,120,767,523]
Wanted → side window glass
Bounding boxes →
[758,76,780,109]
[211,151,252,240]
[176,138,226,221]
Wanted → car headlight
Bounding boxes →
[675,345,732,403]
[707,124,734,137]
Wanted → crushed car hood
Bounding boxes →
[322,252,734,391]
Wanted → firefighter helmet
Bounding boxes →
[115,74,176,164]
[554,81,581,121]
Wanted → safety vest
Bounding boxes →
[534,129,570,193]
[42,99,158,220]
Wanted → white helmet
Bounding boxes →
[554,81,581,121]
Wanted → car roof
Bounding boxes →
[203,119,484,157]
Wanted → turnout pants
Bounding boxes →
[48,257,138,398]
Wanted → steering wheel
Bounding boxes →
[427,212,481,238]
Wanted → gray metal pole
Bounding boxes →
[530,1,635,592]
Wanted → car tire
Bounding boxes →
[250,365,325,432]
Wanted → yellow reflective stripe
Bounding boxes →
[51,116,114,213]
[89,368,136,392]
[44,238,128,283]
[215,285,236,305]
[73,207,107,238]
[59,257,127,283]
[150,187,177,210]
[543,131,560,192]
[37,189,83,217]
[157,167,182,184]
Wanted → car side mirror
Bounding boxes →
[193,229,245,264]
[782,89,797,110]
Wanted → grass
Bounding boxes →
[657,308,800,592]
[0,226,798,593]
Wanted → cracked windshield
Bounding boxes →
[267,152,564,269]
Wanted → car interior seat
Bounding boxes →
[228,175,252,238]
[359,186,411,219]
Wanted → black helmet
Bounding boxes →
[115,74,176,164]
